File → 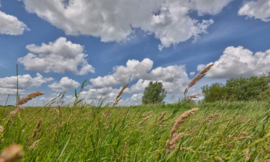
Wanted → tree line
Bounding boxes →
[202,73,270,102]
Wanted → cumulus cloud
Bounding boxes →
[90,58,189,102]
[39,93,74,106]
[197,64,206,71]
[90,58,153,88]
[0,11,28,35]
[0,73,53,91]
[80,58,192,106]
[91,59,189,94]
[0,73,53,103]
[239,0,270,22]
[192,0,233,16]
[18,37,95,75]
[190,72,195,76]
[48,77,80,92]
[80,87,120,105]
[207,46,270,78]
[22,0,231,49]
[118,93,144,106]
[0,72,53,105]
[125,79,151,94]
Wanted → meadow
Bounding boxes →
[1,101,270,161]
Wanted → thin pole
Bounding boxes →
[5,94,10,106]
[16,64,19,103]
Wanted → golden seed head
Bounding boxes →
[0,126,4,132]
[0,144,23,162]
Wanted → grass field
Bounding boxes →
[1,101,270,161]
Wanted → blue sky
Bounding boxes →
[0,0,270,106]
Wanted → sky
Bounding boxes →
[0,0,270,106]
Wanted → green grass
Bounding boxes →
[1,101,270,161]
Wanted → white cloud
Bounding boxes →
[91,59,190,100]
[22,0,231,49]
[192,0,233,16]
[39,93,74,106]
[207,46,270,78]
[125,79,150,94]
[197,64,206,71]
[0,73,53,95]
[118,93,143,106]
[80,87,120,105]
[90,58,153,88]
[0,73,53,107]
[0,11,28,35]
[0,88,21,95]
[81,58,192,106]
[190,72,195,76]
[239,0,270,22]
[18,37,95,75]
[48,77,80,92]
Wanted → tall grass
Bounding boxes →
[0,101,270,161]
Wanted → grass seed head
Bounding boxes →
[0,144,23,162]
[0,126,4,132]
[15,91,45,106]
[203,113,220,124]
[185,63,214,95]
[166,133,185,155]
[158,111,167,122]
[30,140,40,149]
[36,118,43,130]
[10,109,20,115]
[27,91,45,99]
[171,108,199,137]
[140,116,152,125]
[142,111,153,118]
[113,83,129,107]
[116,83,129,100]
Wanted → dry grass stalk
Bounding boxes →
[58,106,62,118]
[67,114,73,123]
[238,136,252,140]
[184,63,214,96]
[179,147,195,152]
[188,94,205,99]
[203,113,220,124]
[171,108,199,137]
[10,107,25,115]
[48,101,56,107]
[140,116,152,125]
[158,111,167,122]
[15,91,45,106]
[30,140,40,149]
[36,118,43,130]
[112,97,122,107]
[27,92,45,99]
[29,118,43,139]
[185,126,199,137]
[142,111,153,118]
[166,133,185,155]
[199,146,206,150]
[116,83,129,99]
[18,107,25,110]
[245,142,250,162]
[0,144,23,162]
[10,109,20,115]
[0,126,4,132]
[113,83,129,107]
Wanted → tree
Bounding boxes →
[202,83,227,102]
[142,81,167,104]
[201,73,270,102]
